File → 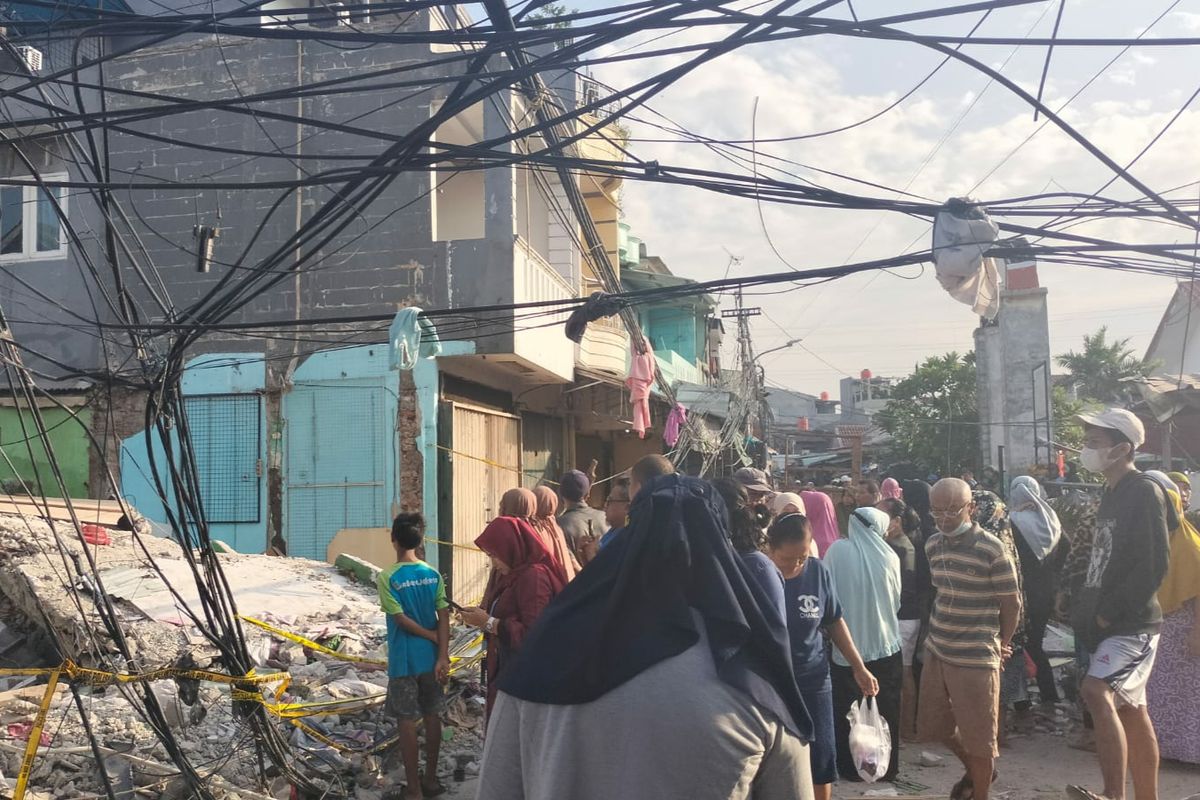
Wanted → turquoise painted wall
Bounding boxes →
[120,354,268,552]
[647,307,701,364]
[284,344,399,561]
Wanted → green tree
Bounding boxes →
[1056,326,1156,404]
[1052,384,1088,452]
[877,352,979,476]
[527,3,574,28]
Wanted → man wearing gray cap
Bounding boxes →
[557,470,609,567]
[733,466,773,503]
[1067,408,1170,800]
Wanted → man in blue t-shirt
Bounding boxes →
[377,513,450,800]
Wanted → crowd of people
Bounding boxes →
[372,406,1200,800]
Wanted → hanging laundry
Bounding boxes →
[663,403,687,447]
[626,340,656,439]
[388,307,442,370]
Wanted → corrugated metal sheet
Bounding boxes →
[451,404,520,605]
[285,382,389,560]
[520,412,563,489]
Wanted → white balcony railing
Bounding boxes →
[514,236,576,381]
[577,316,628,376]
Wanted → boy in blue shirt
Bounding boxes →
[377,513,450,799]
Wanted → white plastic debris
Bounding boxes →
[932,198,1001,320]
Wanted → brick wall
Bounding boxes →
[87,384,150,500]
[397,370,423,516]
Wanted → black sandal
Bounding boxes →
[420,773,448,798]
[950,768,998,800]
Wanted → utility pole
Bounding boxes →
[722,288,765,467]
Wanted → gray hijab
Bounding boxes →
[1008,476,1061,561]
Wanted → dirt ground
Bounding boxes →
[833,733,1200,800]
[430,729,1200,800]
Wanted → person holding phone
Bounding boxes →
[458,501,566,723]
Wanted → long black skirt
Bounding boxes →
[831,649,903,782]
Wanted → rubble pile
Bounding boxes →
[0,513,486,799]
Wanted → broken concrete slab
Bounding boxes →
[0,510,486,800]
[0,512,385,669]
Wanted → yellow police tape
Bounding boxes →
[1,622,486,797]
[5,664,289,800]
[239,615,388,667]
[289,718,399,755]
[434,443,640,489]
[0,660,289,688]
[13,669,59,800]
[238,616,485,674]
[424,535,484,554]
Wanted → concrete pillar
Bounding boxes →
[974,260,1051,475]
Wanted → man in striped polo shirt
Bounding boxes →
[918,478,1021,800]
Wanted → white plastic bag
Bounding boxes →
[847,696,891,783]
[931,198,1002,320]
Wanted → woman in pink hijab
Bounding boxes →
[800,490,841,557]
[532,485,579,583]
[482,488,561,608]
[880,478,903,501]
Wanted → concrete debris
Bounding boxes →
[0,511,486,799]
[918,751,943,766]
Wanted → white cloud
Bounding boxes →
[591,4,1189,393]
[1172,11,1200,32]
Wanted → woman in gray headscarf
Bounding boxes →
[1008,476,1065,706]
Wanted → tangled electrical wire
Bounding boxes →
[1,0,1199,796]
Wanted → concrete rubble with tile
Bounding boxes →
[0,513,485,799]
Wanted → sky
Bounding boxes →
[557,0,1198,397]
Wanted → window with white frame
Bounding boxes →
[0,176,68,261]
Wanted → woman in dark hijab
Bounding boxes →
[476,474,814,800]
[900,480,937,691]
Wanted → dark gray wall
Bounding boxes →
[100,22,446,371]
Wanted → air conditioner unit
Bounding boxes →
[17,46,42,73]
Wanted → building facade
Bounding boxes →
[0,4,693,604]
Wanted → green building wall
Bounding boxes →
[0,405,93,498]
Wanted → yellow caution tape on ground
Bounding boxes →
[239,617,484,673]
[12,669,59,800]
[289,718,399,755]
[239,615,389,668]
[0,661,288,689]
